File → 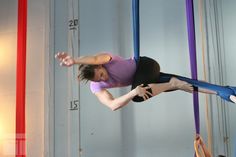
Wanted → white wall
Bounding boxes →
[0,1,17,156]
[222,0,236,156]
[0,0,47,156]
[27,0,47,156]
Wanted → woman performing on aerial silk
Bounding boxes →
[55,52,236,111]
[55,0,236,111]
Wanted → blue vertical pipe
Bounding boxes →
[132,0,140,62]
[185,0,200,134]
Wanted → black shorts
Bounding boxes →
[131,56,160,102]
[131,57,180,102]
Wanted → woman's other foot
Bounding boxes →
[229,95,236,103]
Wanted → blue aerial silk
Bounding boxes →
[184,0,236,104]
[159,73,236,103]
[178,76,236,103]
[132,0,140,63]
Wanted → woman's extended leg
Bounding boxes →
[159,72,236,103]
[177,76,236,103]
[132,77,195,102]
[130,56,236,103]
[148,78,216,97]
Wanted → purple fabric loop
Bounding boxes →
[185,0,200,134]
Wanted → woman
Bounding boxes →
[55,52,236,111]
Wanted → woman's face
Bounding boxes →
[92,66,109,82]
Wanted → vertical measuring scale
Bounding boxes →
[68,0,80,156]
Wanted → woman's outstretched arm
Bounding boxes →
[55,52,111,66]
[95,82,178,111]
[94,84,153,111]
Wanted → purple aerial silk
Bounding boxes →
[185,0,200,134]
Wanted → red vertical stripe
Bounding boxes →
[16,0,27,156]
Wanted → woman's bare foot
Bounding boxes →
[229,95,236,103]
[170,77,194,93]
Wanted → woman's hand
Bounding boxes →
[133,84,153,101]
[55,52,75,67]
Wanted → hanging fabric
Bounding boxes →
[185,0,211,156]
[197,0,212,154]
[132,0,140,62]
[16,0,27,156]
[185,0,200,135]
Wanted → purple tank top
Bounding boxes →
[90,54,136,93]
